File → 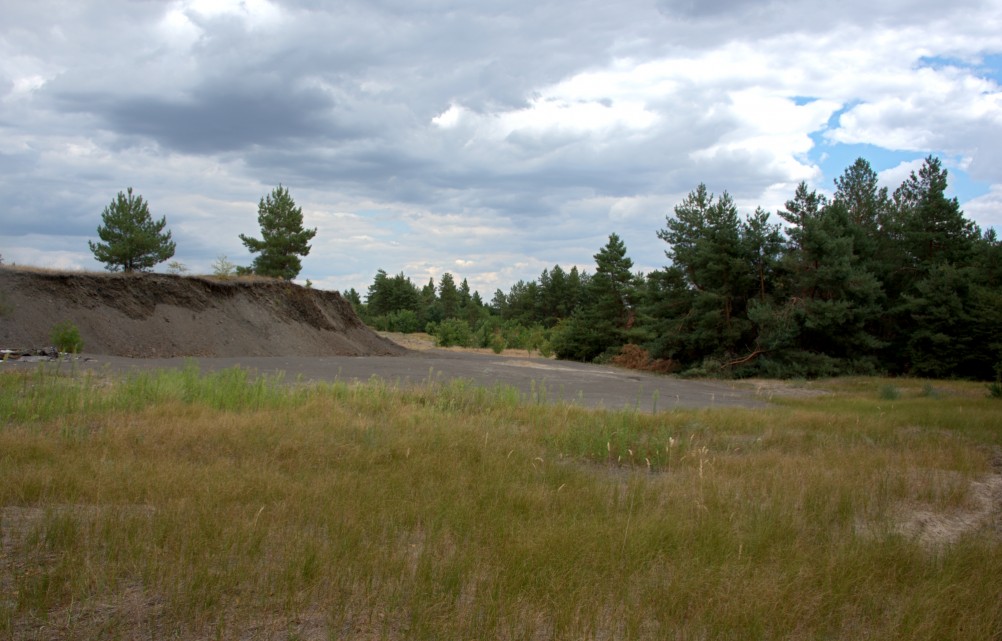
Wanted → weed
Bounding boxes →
[987,378,1002,399]
[50,320,83,353]
[166,260,188,275]
[878,384,900,400]
[212,255,237,279]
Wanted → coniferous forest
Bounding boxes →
[350,156,1002,380]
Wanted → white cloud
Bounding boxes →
[184,0,283,27]
[878,159,925,193]
[962,186,1002,231]
[159,9,203,49]
[1,0,1001,297]
[432,104,465,129]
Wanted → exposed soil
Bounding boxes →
[0,268,404,358]
[0,267,766,411]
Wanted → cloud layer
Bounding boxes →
[2,0,1000,294]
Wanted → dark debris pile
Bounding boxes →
[1,347,89,363]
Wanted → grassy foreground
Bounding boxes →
[1,366,1000,640]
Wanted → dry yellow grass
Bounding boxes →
[1,366,1000,640]
[378,331,552,358]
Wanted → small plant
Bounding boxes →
[537,340,554,359]
[878,384,900,400]
[51,321,83,354]
[489,332,506,354]
[166,260,188,275]
[920,382,941,398]
[212,255,237,279]
[988,368,1002,399]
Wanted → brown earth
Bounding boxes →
[0,267,405,358]
[0,266,767,410]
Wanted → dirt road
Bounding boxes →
[27,350,768,412]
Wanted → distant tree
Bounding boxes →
[776,195,886,369]
[166,260,188,275]
[501,280,540,325]
[212,255,238,279]
[893,156,978,270]
[439,272,460,319]
[459,278,472,309]
[366,270,420,317]
[239,185,316,280]
[420,277,441,323]
[552,234,638,361]
[89,188,176,272]
[655,185,757,360]
[344,288,362,309]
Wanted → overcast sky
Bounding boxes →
[2,0,1001,297]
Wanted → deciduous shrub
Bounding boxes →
[431,318,473,347]
[51,321,83,353]
[610,344,679,374]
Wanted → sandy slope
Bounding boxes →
[0,268,405,358]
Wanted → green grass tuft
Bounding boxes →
[878,383,901,400]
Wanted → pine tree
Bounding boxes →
[89,188,176,272]
[893,156,979,270]
[438,272,460,319]
[420,277,441,324]
[552,234,636,361]
[366,270,420,316]
[344,288,362,309]
[656,186,757,363]
[239,185,317,280]
[885,157,982,375]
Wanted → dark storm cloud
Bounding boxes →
[54,82,340,154]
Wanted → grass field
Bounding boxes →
[1,365,1000,640]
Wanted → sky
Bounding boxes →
[2,0,1001,298]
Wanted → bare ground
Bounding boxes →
[0,267,403,358]
[0,268,764,410]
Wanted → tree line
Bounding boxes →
[86,156,1000,379]
[351,156,1001,380]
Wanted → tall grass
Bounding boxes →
[1,368,999,639]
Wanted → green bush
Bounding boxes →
[878,384,900,400]
[433,318,473,347]
[987,364,1002,399]
[987,382,1002,399]
[537,340,554,358]
[51,321,84,354]
[987,369,1002,399]
[370,310,422,333]
[489,332,506,354]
